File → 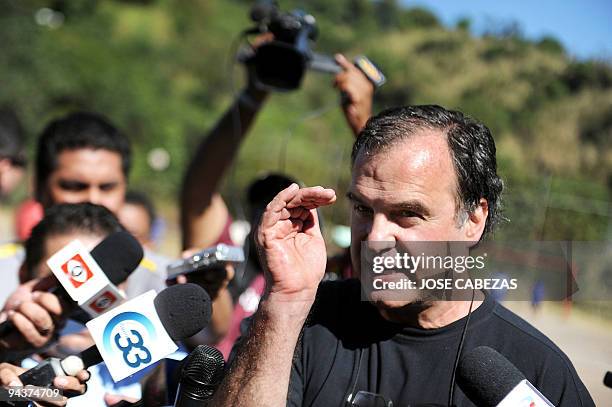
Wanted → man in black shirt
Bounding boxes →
[288,279,592,406]
[212,106,594,406]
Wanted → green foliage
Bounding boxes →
[1,0,610,245]
[456,17,471,32]
[397,6,440,29]
[562,60,612,92]
[537,35,565,55]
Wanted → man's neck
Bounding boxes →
[378,291,485,329]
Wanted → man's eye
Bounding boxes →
[353,204,372,215]
[58,181,87,191]
[100,183,118,191]
[397,210,424,220]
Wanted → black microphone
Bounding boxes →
[18,283,212,387]
[457,346,554,406]
[0,231,143,337]
[174,345,225,407]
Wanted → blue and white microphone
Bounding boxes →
[18,283,211,387]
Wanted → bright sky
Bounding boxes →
[403,0,612,60]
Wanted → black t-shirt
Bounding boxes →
[285,279,594,407]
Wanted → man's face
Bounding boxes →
[0,158,25,198]
[44,148,127,214]
[118,202,152,249]
[349,130,480,309]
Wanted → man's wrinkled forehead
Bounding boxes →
[351,129,455,183]
[348,130,462,217]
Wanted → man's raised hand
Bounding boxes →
[256,184,336,303]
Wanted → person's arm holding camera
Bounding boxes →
[334,53,375,137]
[180,78,269,251]
[210,184,336,406]
[180,64,270,345]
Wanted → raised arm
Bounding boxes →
[210,184,336,406]
[180,85,269,250]
[334,54,375,137]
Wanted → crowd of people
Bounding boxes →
[0,47,595,406]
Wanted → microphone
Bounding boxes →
[0,231,143,337]
[18,283,212,387]
[457,346,554,406]
[174,345,225,407]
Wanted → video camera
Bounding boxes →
[240,1,385,92]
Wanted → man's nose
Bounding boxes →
[87,188,102,205]
[367,214,395,245]
[364,214,396,262]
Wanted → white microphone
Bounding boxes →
[18,284,212,387]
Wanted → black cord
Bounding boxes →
[344,347,364,406]
[448,287,476,406]
[277,102,336,172]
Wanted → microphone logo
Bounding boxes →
[61,254,94,287]
[86,290,180,382]
[89,290,119,313]
[102,311,157,369]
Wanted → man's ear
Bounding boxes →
[464,198,489,241]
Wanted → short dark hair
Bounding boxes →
[35,111,131,201]
[0,107,26,167]
[23,202,124,281]
[247,173,298,210]
[125,190,157,228]
[352,105,504,239]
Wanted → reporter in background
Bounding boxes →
[0,111,233,345]
[0,107,28,302]
[0,205,126,363]
[0,112,162,305]
[1,203,149,405]
[0,107,27,199]
[118,190,159,250]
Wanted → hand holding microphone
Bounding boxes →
[18,283,211,388]
[0,231,143,361]
[0,362,89,406]
[0,282,65,356]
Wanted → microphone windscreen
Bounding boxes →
[154,283,211,340]
[91,231,143,284]
[457,346,525,407]
[180,345,225,400]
